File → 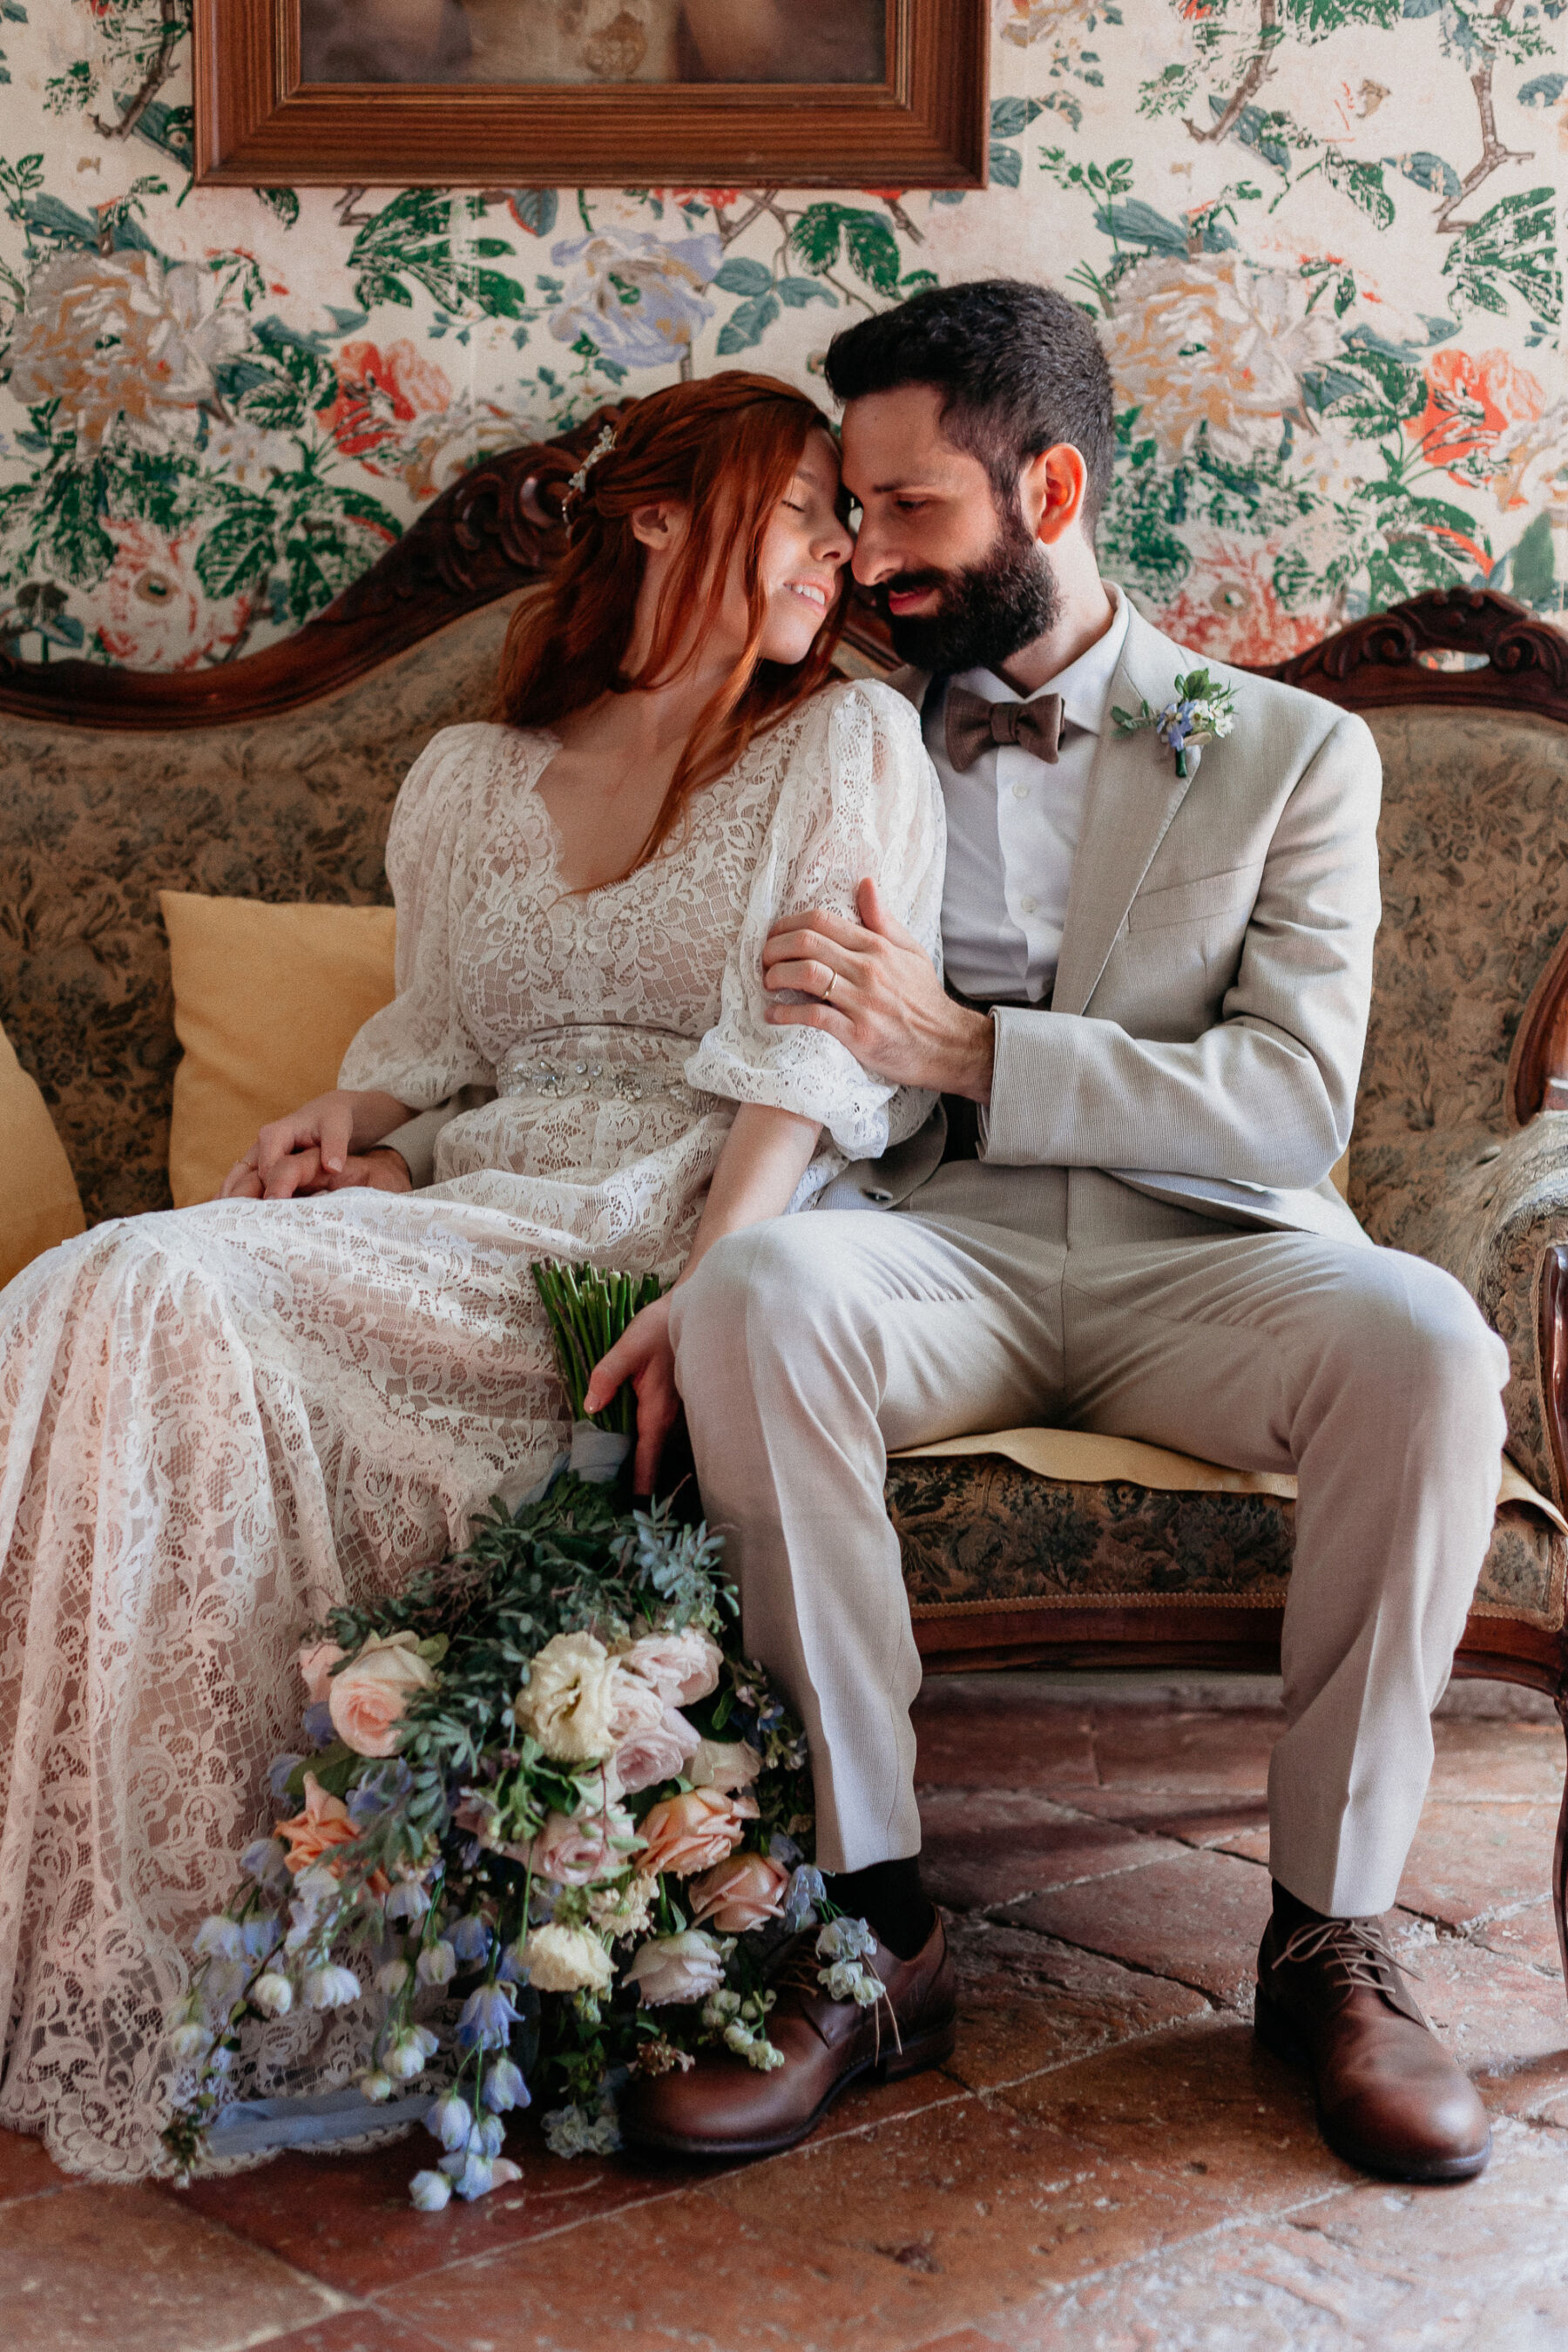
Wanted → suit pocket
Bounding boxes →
[1126,862,1260,934]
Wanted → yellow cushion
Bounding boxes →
[0,1023,85,1290]
[160,894,397,1208]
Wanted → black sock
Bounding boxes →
[1272,1878,1330,1930]
[821,1859,935,1963]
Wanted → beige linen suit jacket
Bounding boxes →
[833,602,1382,1247]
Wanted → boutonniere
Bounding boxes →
[1112,667,1237,780]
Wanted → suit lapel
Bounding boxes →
[1051,608,1196,1018]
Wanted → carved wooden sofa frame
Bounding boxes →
[5,410,1568,1977]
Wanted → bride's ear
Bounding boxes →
[629,501,686,555]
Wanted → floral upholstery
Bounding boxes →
[0,600,516,1226]
[886,1456,1565,1634]
[4,641,1567,1633]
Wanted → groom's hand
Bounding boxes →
[584,1294,679,1496]
[763,877,995,1102]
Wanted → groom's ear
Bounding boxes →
[1019,445,1090,549]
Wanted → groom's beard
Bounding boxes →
[876,506,1061,674]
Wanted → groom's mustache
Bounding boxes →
[872,571,952,605]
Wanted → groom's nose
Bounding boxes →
[850,516,902,586]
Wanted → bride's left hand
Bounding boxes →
[584,1294,680,1496]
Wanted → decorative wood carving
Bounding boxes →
[1264,585,1568,719]
[193,0,989,189]
[0,409,623,732]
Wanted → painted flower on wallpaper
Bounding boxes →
[1152,534,1323,669]
[1103,254,1342,467]
[1409,348,1545,497]
[997,0,1095,44]
[8,252,247,449]
[548,227,723,369]
[317,339,456,464]
[1487,400,1568,520]
[95,516,254,669]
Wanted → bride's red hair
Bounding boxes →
[493,372,848,875]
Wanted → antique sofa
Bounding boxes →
[5,412,1568,1970]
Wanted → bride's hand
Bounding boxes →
[219,1090,412,1200]
[584,1294,679,1496]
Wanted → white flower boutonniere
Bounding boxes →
[1112,666,1237,780]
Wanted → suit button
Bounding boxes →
[862,1186,894,1204]
[1019,894,1037,915]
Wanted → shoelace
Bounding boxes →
[1275,1916,1431,2027]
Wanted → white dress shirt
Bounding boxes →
[925,585,1130,1005]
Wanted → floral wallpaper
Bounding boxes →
[0,0,1563,673]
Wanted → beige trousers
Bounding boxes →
[669,1164,1510,1916]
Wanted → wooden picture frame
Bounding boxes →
[192,0,989,188]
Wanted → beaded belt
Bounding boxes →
[504,1060,697,1106]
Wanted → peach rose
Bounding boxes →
[614,1704,700,1795]
[618,1627,723,1707]
[688,1852,791,1935]
[275,1772,358,1875]
[298,1640,345,1707]
[638,1787,758,1880]
[328,1631,436,1759]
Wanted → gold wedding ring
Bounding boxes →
[822,969,836,1004]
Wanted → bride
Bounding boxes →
[0,370,944,2179]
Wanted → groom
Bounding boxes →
[618,279,1509,2180]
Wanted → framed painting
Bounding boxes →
[193,0,989,187]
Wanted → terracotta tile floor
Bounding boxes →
[8,1672,1568,2351]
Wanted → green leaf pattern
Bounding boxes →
[0,0,1561,670]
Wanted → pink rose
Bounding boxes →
[625,1930,727,2007]
[298,1641,345,1707]
[614,1704,701,1796]
[619,1628,723,1707]
[688,1852,791,1935]
[639,1788,758,1880]
[607,1667,665,1745]
[528,1804,637,1887]
[686,1738,761,1792]
[328,1632,436,1759]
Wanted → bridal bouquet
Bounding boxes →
[163,1265,841,2204]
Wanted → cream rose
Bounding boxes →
[614,1703,701,1795]
[618,1627,724,1707]
[639,1787,758,1879]
[686,1738,762,1792]
[516,1632,659,1762]
[328,1631,436,1759]
[297,1640,345,1707]
[625,1930,727,2007]
[523,1923,614,1995]
[688,1852,791,1935]
[528,1803,638,1887]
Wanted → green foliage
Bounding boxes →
[254,188,301,230]
[1443,188,1560,327]
[1509,513,1557,609]
[787,203,902,295]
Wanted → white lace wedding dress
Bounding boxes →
[0,678,943,2179]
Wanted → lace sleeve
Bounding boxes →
[685,679,946,1159]
[337,726,499,1107]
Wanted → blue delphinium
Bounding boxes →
[456,1982,520,2052]
[482,2057,530,2113]
[448,1914,492,1965]
[265,1755,303,1804]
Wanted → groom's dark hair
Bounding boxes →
[823,278,1115,534]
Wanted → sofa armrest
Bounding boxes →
[1358,1115,1568,1504]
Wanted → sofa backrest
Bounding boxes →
[0,600,517,1225]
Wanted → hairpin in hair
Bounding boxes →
[562,422,617,523]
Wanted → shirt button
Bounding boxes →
[1012,781,1030,800]
[1019,895,1037,915]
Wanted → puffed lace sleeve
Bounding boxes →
[337,725,499,1107]
[684,679,945,1160]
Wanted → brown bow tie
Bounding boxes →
[944,684,1064,774]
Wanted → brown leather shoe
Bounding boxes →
[1254,1909,1490,2182]
[620,1913,957,2158]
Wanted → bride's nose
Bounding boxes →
[817,516,855,567]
